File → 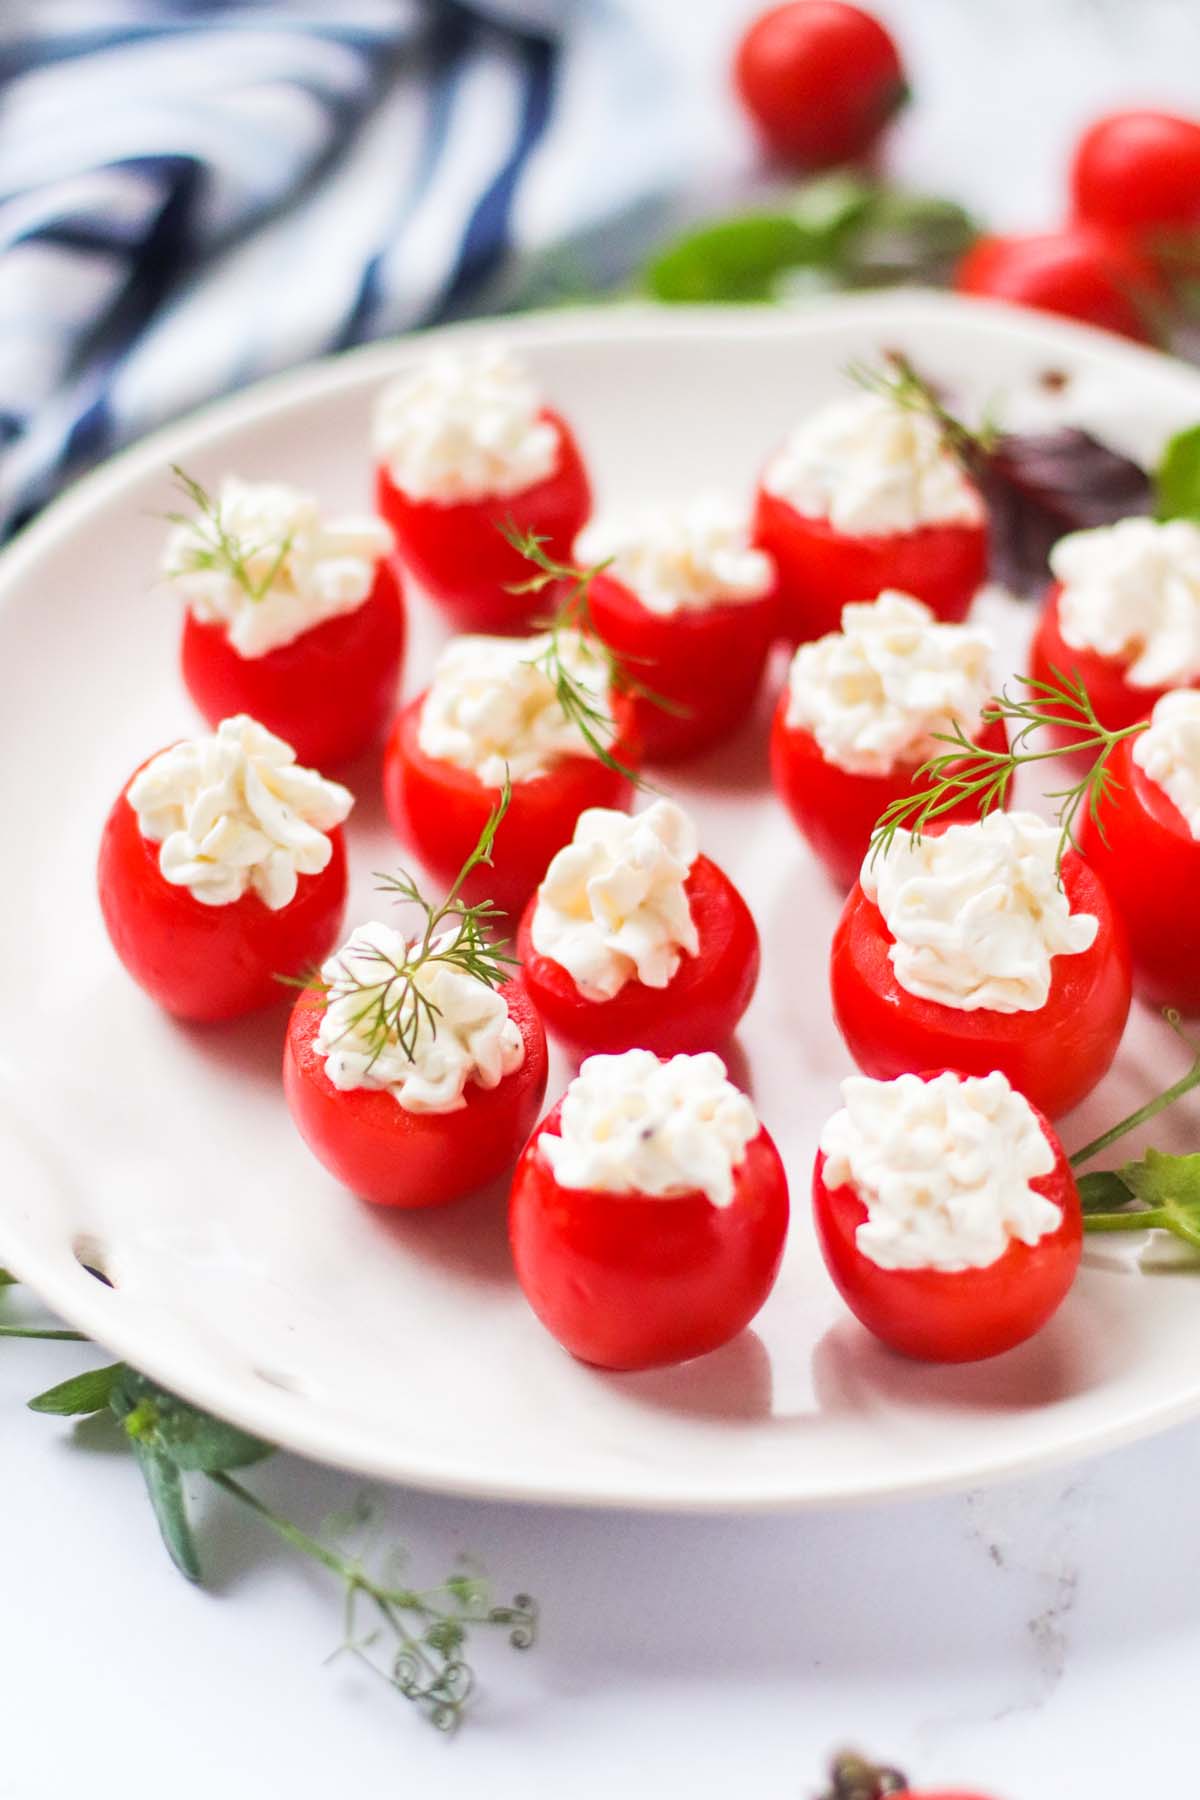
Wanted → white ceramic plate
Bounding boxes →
[5,292,1200,1512]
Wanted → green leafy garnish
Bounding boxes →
[868,667,1150,874]
[16,1336,534,1732]
[1154,422,1200,522]
[643,174,975,305]
[163,465,293,604]
[306,780,518,1070]
[501,524,671,786]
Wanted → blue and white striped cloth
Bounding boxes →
[0,1,701,535]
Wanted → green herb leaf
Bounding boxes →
[109,1368,272,1473]
[1078,1170,1136,1214]
[130,1439,202,1583]
[28,1361,123,1416]
[646,213,817,304]
[845,189,978,285]
[1121,1147,1200,1213]
[0,1268,16,1287]
[1155,423,1200,522]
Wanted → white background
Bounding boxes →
[7,2,1200,1796]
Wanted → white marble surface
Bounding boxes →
[7,3,1200,1796]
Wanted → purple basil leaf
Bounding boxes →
[980,428,1153,596]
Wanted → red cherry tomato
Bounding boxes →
[97,754,349,1022]
[283,979,548,1208]
[376,409,591,635]
[734,2,907,170]
[813,1077,1082,1362]
[830,845,1132,1118]
[1029,579,1188,762]
[752,487,986,643]
[1072,110,1200,237]
[509,1095,789,1369]
[1078,730,1200,1011]
[954,227,1159,343]
[586,571,778,762]
[771,707,1010,890]
[180,558,405,771]
[516,853,760,1059]
[382,691,640,917]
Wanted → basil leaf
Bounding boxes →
[981,428,1153,594]
[28,1362,123,1416]
[646,213,817,303]
[110,1368,272,1473]
[1077,1170,1136,1214]
[130,1440,201,1583]
[1155,423,1200,521]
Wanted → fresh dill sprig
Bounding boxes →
[847,350,997,467]
[313,779,518,1070]
[501,523,680,786]
[868,666,1150,873]
[163,464,294,604]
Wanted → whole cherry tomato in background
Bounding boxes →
[819,1749,1000,1799]
[954,226,1159,342]
[1072,109,1200,238]
[734,1,907,169]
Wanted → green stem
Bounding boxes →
[0,1325,87,1340]
[1083,1207,1169,1233]
[1070,1056,1200,1168]
[206,1469,353,1580]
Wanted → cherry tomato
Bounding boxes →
[516,853,760,1059]
[954,227,1159,343]
[376,409,591,635]
[734,2,907,169]
[771,707,1010,890]
[813,1075,1082,1361]
[382,691,640,917]
[97,754,349,1023]
[1028,579,1189,761]
[180,558,405,771]
[283,979,548,1208]
[830,846,1132,1118]
[1078,730,1200,1011]
[509,1095,789,1369]
[752,486,986,643]
[1072,109,1200,237]
[587,570,778,762]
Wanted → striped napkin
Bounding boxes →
[0,1,695,534]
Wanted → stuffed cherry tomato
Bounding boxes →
[1030,517,1200,756]
[373,343,590,634]
[285,920,548,1209]
[516,800,759,1058]
[167,473,403,770]
[830,811,1131,1119]
[1079,691,1200,1010]
[771,590,1006,887]
[753,389,987,643]
[577,497,778,761]
[383,630,639,917]
[509,1050,789,1369]
[98,715,352,1022]
[815,1068,1082,1358]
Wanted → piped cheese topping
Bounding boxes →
[820,1071,1061,1272]
[1052,516,1200,689]
[164,476,392,659]
[762,392,984,536]
[372,344,560,503]
[784,591,994,775]
[530,801,700,999]
[1133,688,1200,838]
[861,811,1099,1013]
[315,920,524,1114]
[127,715,353,910]
[539,1050,759,1209]
[417,630,615,785]
[574,494,774,617]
